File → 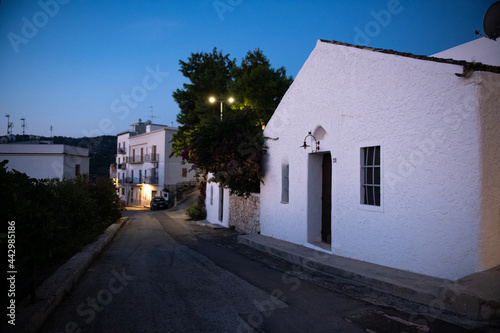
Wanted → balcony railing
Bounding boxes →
[144,176,158,185]
[145,153,159,162]
[118,163,126,170]
[117,148,126,154]
[126,156,144,164]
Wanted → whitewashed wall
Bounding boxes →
[205,174,230,227]
[0,144,89,180]
[261,40,499,280]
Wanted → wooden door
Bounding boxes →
[321,153,332,243]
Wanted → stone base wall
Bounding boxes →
[228,193,260,234]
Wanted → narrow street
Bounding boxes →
[39,201,490,332]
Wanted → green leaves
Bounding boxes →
[0,161,123,266]
[170,48,292,196]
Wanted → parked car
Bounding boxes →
[150,197,167,210]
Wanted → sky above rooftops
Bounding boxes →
[0,0,497,138]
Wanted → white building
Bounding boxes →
[0,143,89,179]
[431,37,500,66]
[259,39,500,280]
[206,173,231,227]
[114,119,197,206]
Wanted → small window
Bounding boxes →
[281,164,289,203]
[182,168,187,178]
[361,146,381,206]
[75,164,81,177]
[210,185,214,205]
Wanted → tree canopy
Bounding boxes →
[171,48,293,196]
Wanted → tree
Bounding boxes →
[171,48,293,196]
[231,49,293,126]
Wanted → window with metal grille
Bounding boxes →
[361,146,381,206]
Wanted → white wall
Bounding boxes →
[205,174,230,227]
[0,144,89,179]
[261,40,494,280]
[431,37,500,67]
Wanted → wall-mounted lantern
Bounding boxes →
[300,131,320,153]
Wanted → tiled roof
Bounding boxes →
[319,39,500,76]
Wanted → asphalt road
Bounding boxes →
[38,202,493,333]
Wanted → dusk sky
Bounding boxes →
[0,0,497,138]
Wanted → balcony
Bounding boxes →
[118,163,126,170]
[117,148,126,154]
[126,156,144,164]
[145,153,159,162]
[144,176,158,185]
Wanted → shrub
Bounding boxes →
[0,160,122,268]
[186,199,207,220]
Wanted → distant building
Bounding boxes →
[114,119,196,206]
[0,143,89,179]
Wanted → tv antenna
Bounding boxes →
[483,1,500,40]
[21,118,27,135]
[147,106,160,122]
[5,114,13,135]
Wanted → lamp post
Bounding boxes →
[209,96,234,120]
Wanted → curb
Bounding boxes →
[238,234,500,322]
[16,217,127,333]
[192,219,226,230]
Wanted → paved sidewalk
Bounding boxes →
[238,234,500,323]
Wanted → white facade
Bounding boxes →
[205,173,230,227]
[260,40,500,280]
[0,143,89,179]
[431,37,500,66]
[115,120,197,206]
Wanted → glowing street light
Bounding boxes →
[209,96,234,120]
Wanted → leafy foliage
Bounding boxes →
[171,48,292,196]
[0,160,123,267]
[186,198,207,221]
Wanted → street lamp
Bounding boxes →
[209,96,234,120]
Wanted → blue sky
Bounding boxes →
[0,0,496,138]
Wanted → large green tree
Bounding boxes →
[171,48,293,196]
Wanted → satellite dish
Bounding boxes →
[483,1,500,40]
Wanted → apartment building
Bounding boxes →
[114,119,196,206]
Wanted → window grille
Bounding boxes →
[361,146,381,206]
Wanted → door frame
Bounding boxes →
[307,152,332,248]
